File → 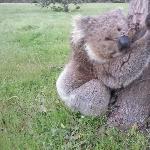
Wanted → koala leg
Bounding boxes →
[56,63,111,116]
[68,80,111,116]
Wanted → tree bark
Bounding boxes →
[128,0,150,27]
[108,0,150,130]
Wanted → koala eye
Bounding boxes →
[105,37,112,41]
[117,27,121,32]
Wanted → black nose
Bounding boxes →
[118,35,130,51]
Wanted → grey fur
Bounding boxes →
[108,65,150,129]
[56,10,150,119]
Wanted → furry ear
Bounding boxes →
[111,9,123,15]
[114,9,123,13]
[71,15,91,44]
[109,9,125,18]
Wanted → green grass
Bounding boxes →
[0,3,149,150]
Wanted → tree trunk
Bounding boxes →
[128,0,150,28]
[108,0,150,130]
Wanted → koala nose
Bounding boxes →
[117,35,130,51]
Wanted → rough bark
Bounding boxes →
[128,0,149,27]
[108,0,150,130]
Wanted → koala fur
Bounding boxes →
[56,10,150,116]
[108,14,150,129]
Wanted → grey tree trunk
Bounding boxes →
[128,0,149,27]
[108,0,150,130]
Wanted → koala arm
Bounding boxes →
[100,28,150,90]
[104,30,150,89]
[118,15,150,87]
[121,32,150,87]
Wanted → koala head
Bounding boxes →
[72,10,131,64]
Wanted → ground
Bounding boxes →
[0,3,149,150]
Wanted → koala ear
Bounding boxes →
[72,15,91,44]
[115,9,123,13]
[111,9,125,16]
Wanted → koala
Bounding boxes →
[56,10,150,116]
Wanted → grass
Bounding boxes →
[0,3,149,150]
